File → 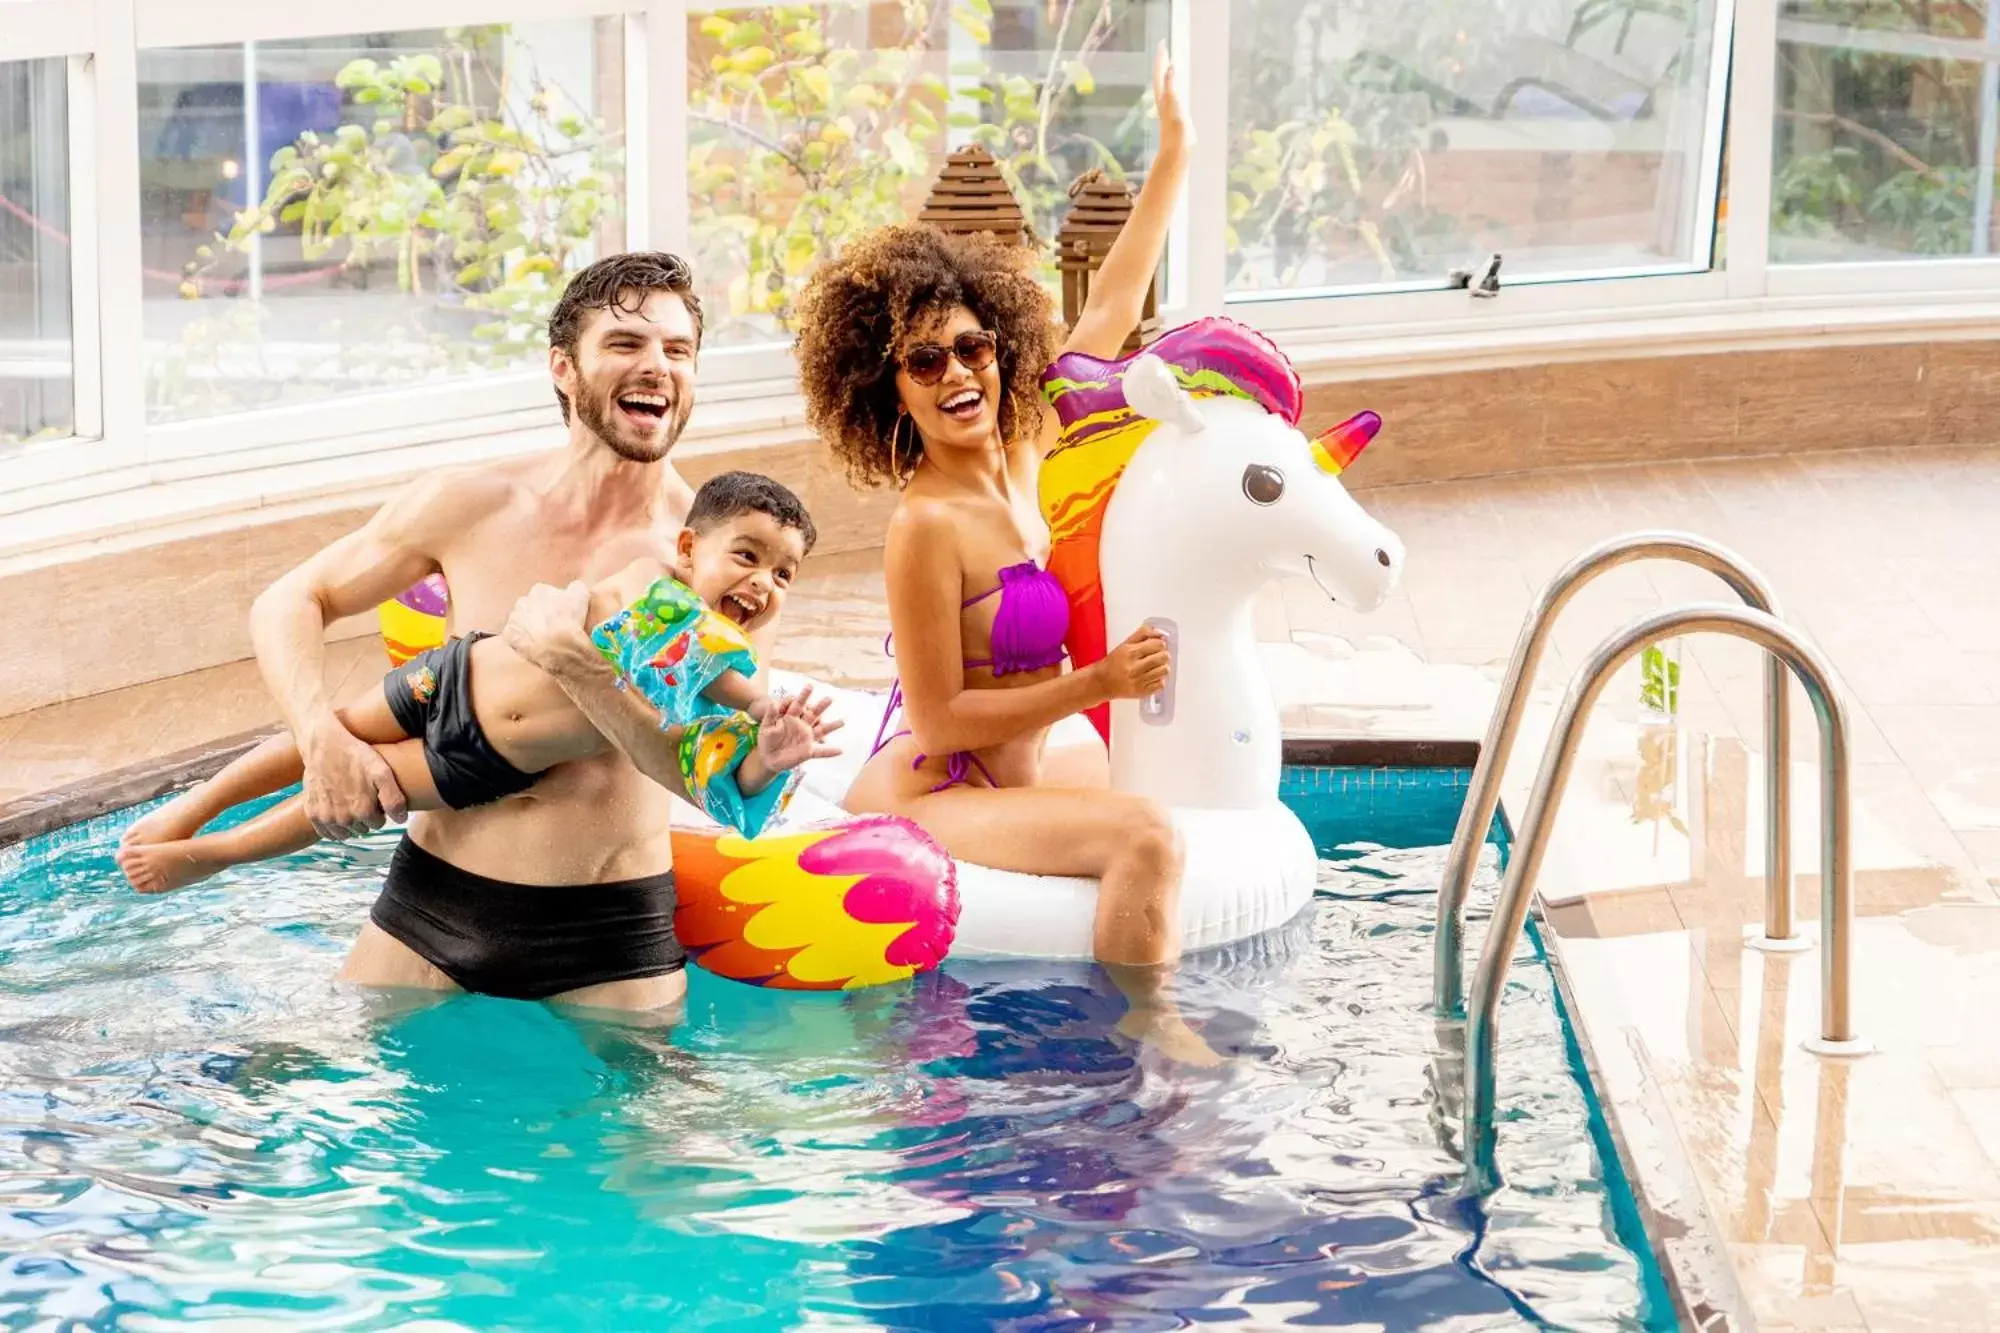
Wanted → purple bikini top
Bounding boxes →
[962,560,1069,676]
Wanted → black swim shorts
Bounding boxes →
[381,633,537,810]
[370,836,687,1001]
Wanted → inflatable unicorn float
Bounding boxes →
[380,317,1402,987]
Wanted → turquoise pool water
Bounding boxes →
[0,768,1673,1329]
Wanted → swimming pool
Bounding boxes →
[0,768,1674,1329]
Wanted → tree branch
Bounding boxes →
[686,109,812,177]
[1777,108,1958,188]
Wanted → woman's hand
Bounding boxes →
[1093,625,1172,699]
[1151,40,1191,155]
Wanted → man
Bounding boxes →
[250,251,740,1015]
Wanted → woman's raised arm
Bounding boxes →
[1058,42,1191,363]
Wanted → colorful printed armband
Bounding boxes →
[676,711,799,840]
[590,575,759,727]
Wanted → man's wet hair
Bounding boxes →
[547,251,705,422]
[687,471,817,556]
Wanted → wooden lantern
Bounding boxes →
[1057,168,1158,355]
[918,145,1036,247]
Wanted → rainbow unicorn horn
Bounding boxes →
[1309,411,1382,477]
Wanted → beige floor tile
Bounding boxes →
[1569,889,1684,938]
[1852,1271,2000,1333]
[1356,484,1512,555]
[1624,461,1737,535]
[1400,553,1535,655]
[329,636,393,698]
[1544,582,1671,673]
[1714,683,1900,771]
[1423,642,1542,677]
[1868,706,2000,832]
[3,687,179,796]
[1956,830,2000,888]
[1951,1088,2000,1169]
[0,708,30,757]
[0,567,65,717]
[1847,763,1992,891]
[1812,609,1998,711]
[1928,1045,2000,1091]
[1812,1193,2000,1251]
[1754,1055,2000,1203]
[140,661,286,755]
[3,637,421,802]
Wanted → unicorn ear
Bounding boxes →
[1124,354,1206,434]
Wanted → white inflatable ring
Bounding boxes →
[758,674,1316,959]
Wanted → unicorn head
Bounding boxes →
[1039,317,1403,804]
[1116,350,1402,611]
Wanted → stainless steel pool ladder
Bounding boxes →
[1434,531,1805,1020]
[1434,536,1873,1193]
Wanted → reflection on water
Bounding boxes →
[0,797,1672,1329]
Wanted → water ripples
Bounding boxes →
[0,805,1672,1329]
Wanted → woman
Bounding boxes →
[795,46,1210,1058]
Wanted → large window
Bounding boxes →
[138,19,626,424]
[0,58,73,450]
[1773,0,2000,262]
[685,0,1169,350]
[1225,0,1728,296]
[17,0,2000,505]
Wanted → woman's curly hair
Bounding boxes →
[794,224,1059,488]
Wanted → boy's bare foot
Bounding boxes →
[115,839,224,894]
[1115,1005,1226,1068]
[120,789,216,850]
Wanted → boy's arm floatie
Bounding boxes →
[676,712,798,840]
[590,579,760,726]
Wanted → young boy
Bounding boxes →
[117,472,836,894]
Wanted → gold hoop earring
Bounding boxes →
[894,412,917,468]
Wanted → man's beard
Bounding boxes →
[575,379,692,463]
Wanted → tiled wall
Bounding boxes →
[1310,338,1996,490]
[4,335,1994,717]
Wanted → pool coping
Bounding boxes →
[0,727,283,851]
[0,728,1748,1332]
[1531,901,1754,1333]
[0,732,1483,852]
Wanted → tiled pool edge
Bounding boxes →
[0,733,1482,852]
[0,727,279,851]
[1530,903,1755,1333]
[1471,801,1749,1332]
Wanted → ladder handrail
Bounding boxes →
[1462,603,1864,1193]
[1434,531,1795,1018]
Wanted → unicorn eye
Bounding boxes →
[1242,464,1285,505]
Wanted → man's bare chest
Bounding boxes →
[438,515,675,635]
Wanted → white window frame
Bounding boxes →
[0,1,97,61]
[0,0,135,504]
[1762,9,2000,297]
[1181,0,1742,338]
[133,0,619,49]
[12,0,2000,523]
